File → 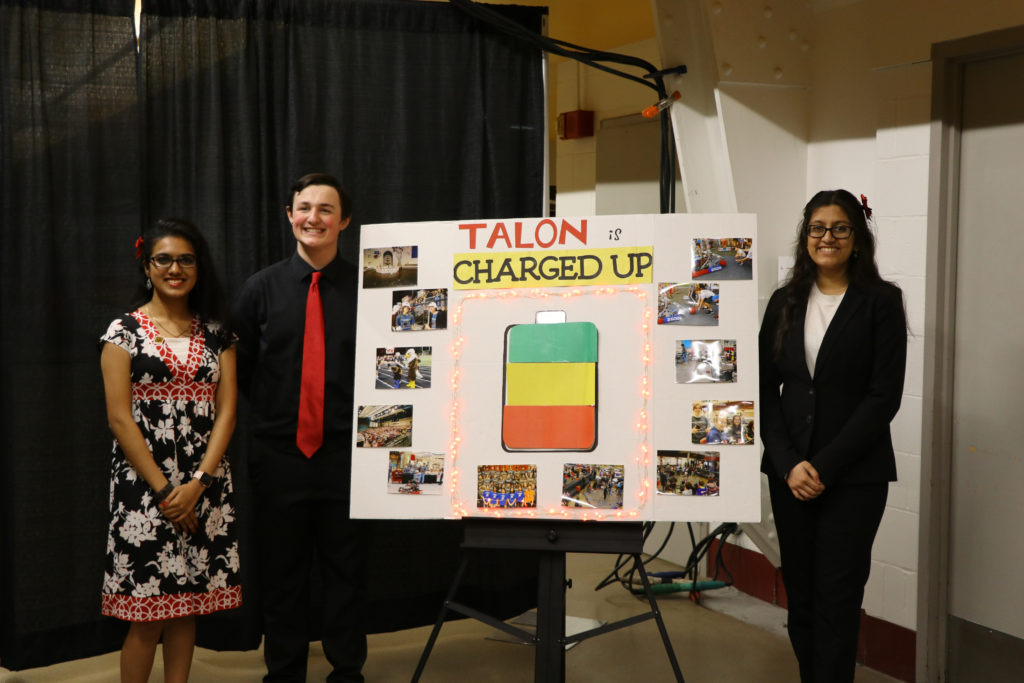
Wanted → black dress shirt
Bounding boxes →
[232,252,358,443]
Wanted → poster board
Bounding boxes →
[351,214,759,522]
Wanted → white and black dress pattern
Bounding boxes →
[99,311,242,622]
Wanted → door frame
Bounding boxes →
[919,24,1024,682]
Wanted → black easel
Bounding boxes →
[411,519,684,682]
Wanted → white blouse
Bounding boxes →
[804,283,845,377]
[163,336,190,364]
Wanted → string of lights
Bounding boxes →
[446,286,654,520]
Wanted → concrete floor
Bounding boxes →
[0,553,900,682]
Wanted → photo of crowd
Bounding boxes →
[476,464,537,509]
[355,404,413,448]
[657,451,720,496]
[387,451,444,495]
[675,339,736,384]
[391,288,448,331]
[657,282,719,326]
[561,464,624,509]
[375,347,432,389]
[691,238,753,281]
[691,400,754,445]
[362,245,418,287]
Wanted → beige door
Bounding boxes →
[947,48,1024,679]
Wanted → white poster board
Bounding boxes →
[351,214,760,522]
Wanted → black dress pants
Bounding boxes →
[768,476,888,683]
[252,437,368,683]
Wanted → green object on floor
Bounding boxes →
[631,579,728,594]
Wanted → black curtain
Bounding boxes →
[1,0,546,670]
[0,0,141,669]
[139,0,545,276]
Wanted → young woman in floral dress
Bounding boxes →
[99,218,241,682]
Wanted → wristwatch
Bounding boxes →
[192,470,213,488]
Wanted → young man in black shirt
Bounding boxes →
[691,402,709,444]
[233,173,366,682]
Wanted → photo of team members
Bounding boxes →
[391,288,448,331]
[657,282,719,325]
[374,347,432,389]
[561,464,624,509]
[387,451,444,495]
[691,400,755,445]
[691,238,753,280]
[356,404,413,448]
[657,451,720,496]
[477,465,537,509]
[675,339,736,384]
[362,245,418,287]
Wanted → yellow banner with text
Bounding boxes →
[452,246,653,290]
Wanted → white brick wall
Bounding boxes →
[876,215,927,279]
[711,3,932,632]
[883,563,919,628]
[890,452,922,514]
[804,66,929,630]
[853,59,932,631]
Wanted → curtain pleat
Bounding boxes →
[0,0,141,669]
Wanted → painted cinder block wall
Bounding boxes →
[554,0,1024,635]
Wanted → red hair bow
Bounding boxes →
[860,194,872,219]
[134,235,145,259]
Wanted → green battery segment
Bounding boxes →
[502,321,598,451]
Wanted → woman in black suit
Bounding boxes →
[759,189,907,682]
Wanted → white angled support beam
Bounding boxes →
[653,0,782,568]
[652,0,737,213]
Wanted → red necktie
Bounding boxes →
[297,271,325,458]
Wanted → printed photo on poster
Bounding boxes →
[657,282,719,325]
[691,400,754,445]
[387,451,444,495]
[561,464,624,509]
[356,404,413,448]
[657,451,720,496]
[691,238,753,281]
[362,245,418,288]
[675,339,736,384]
[374,347,432,389]
[391,288,448,331]
[477,464,537,509]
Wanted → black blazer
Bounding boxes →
[759,282,907,487]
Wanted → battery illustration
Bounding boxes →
[501,321,598,451]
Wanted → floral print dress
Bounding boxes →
[99,310,242,622]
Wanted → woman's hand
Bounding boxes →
[786,460,825,501]
[160,480,203,533]
[169,510,200,535]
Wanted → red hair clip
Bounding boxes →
[860,194,872,219]
[134,235,144,259]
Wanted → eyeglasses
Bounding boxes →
[149,253,198,269]
[807,224,853,239]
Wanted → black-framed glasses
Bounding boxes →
[807,224,853,239]
[149,253,198,269]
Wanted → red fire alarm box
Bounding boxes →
[557,109,595,139]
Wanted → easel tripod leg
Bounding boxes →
[411,554,470,682]
[534,550,567,683]
[633,554,685,682]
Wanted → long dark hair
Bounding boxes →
[131,217,227,326]
[773,189,901,357]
